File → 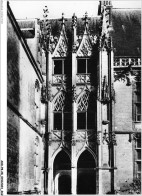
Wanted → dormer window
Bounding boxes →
[77,58,92,74]
[53,59,72,75]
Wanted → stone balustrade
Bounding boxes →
[76,74,91,84]
[114,57,141,67]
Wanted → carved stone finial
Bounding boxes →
[59,12,67,30]
[43,6,49,19]
[82,12,89,31]
[72,13,77,28]
[61,13,65,25]
[40,6,51,51]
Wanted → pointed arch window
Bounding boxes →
[77,91,96,130]
[53,92,72,130]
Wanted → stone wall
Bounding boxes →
[114,80,132,132]
[7,10,44,193]
[7,107,20,192]
[114,80,133,190]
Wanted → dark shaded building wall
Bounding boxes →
[7,107,20,192]
[7,15,20,193]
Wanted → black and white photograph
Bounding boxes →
[0,0,141,195]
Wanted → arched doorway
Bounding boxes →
[77,150,96,194]
[54,150,71,194]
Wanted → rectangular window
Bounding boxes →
[54,112,72,131]
[137,150,141,160]
[77,59,94,74]
[133,82,141,122]
[77,112,96,130]
[137,139,141,148]
[135,104,141,121]
[54,113,62,130]
[53,59,72,75]
[54,60,62,74]
[134,135,141,179]
[77,59,86,73]
[137,162,141,172]
[77,112,86,129]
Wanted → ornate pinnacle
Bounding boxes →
[40,6,51,51]
[82,12,90,32]
[59,13,67,30]
[43,6,49,19]
[72,13,77,28]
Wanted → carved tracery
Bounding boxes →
[77,91,90,111]
[53,92,65,111]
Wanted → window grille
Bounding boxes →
[134,134,141,179]
[77,91,89,111]
[77,91,96,129]
[54,92,65,111]
[53,92,72,130]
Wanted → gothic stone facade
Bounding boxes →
[7,1,141,195]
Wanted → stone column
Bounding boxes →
[98,50,103,194]
[47,51,54,195]
[71,14,77,194]
[47,142,53,195]
[71,142,77,194]
[71,53,77,195]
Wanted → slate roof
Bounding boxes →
[49,17,100,37]
[111,9,141,57]
[16,8,141,57]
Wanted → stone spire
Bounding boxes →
[72,13,77,43]
[59,13,67,32]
